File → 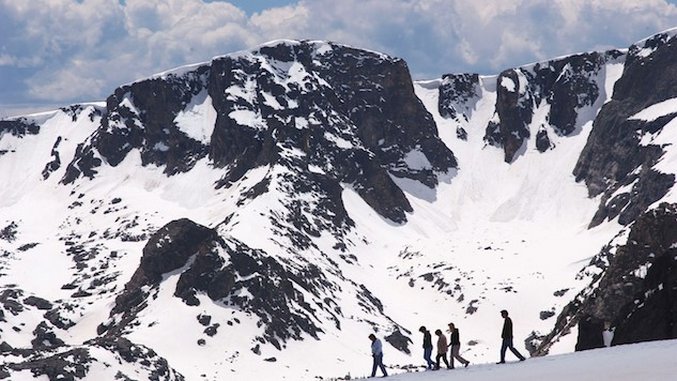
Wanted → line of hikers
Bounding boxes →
[368,309,525,378]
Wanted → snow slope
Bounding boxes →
[358,339,677,381]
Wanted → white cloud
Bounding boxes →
[0,0,676,106]
[26,67,107,101]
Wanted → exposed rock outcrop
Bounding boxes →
[62,41,457,224]
[536,203,677,354]
[574,32,677,227]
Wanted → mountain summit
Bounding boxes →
[0,31,676,379]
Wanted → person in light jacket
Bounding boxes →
[419,326,435,369]
[368,334,388,378]
[498,309,526,364]
[434,329,451,369]
[602,321,614,347]
[447,322,470,368]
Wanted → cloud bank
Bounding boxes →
[0,0,676,116]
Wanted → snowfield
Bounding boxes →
[354,339,677,381]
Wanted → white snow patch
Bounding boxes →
[636,46,658,58]
[403,149,431,170]
[315,43,333,55]
[628,97,677,122]
[308,164,325,174]
[501,76,516,92]
[226,78,257,104]
[324,132,354,149]
[174,91,216,143]
[229,109,265,130]
[261,91,283,110]
[295,117,309,129]
[153,142,170,152]
[603,62,625,102]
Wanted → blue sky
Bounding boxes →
[1,0,677,117]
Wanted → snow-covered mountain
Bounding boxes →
[0,29,676,380]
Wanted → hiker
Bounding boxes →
[368,334,388,378]
[498,310,526,364]
[447,322,470,368]
[419,326,435,369]
[434,329,451,369]
[602,321,614,347]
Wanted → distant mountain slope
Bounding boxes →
[0,29,676,380]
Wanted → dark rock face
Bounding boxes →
[135,218,217,284]
[88,337,184,380]
[101,218,367,351]
[537,203,677,353]
[207,42,455,222]
[0,337,184,380]
[62,68,210,183]
[575,316,605,351]
[99,218,217,334]
[62,41,456,224]
[0,288,24,316]
[0,118,40,137]
[23,296,52,310]
[483,51,620,162]
[574,33,677,227]
[42,136,63,179]
[60,143,103,184]
[0,223,18,242]
[535,127,552,153]
[617,33,677,107]
[31,321,65,350]
[173,235,333,350]
[485,69,534,162]
[438,73,480,122]
[384,330,412,354]
[609,205,677,345]
[3,347,91,380]
[531,32,677,355]
[545,51,621,135]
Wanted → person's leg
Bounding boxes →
[448,346,455,368]
[442,352,450,369]
[380,363,388,376]
[424,348,433,368]
[451,345,466,366]
[375,354,387,376]
[435,353,442,369]
[507,340,526,361]
[371,355,378,377]
[454,345,469,365]
[499,339,508,363]
[378,355,388,377]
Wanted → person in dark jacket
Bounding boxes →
[447,322,470,368]
[368,334,388,378]
[434,329,451,369]
[419,326,435,369]
[498,310,526,364]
